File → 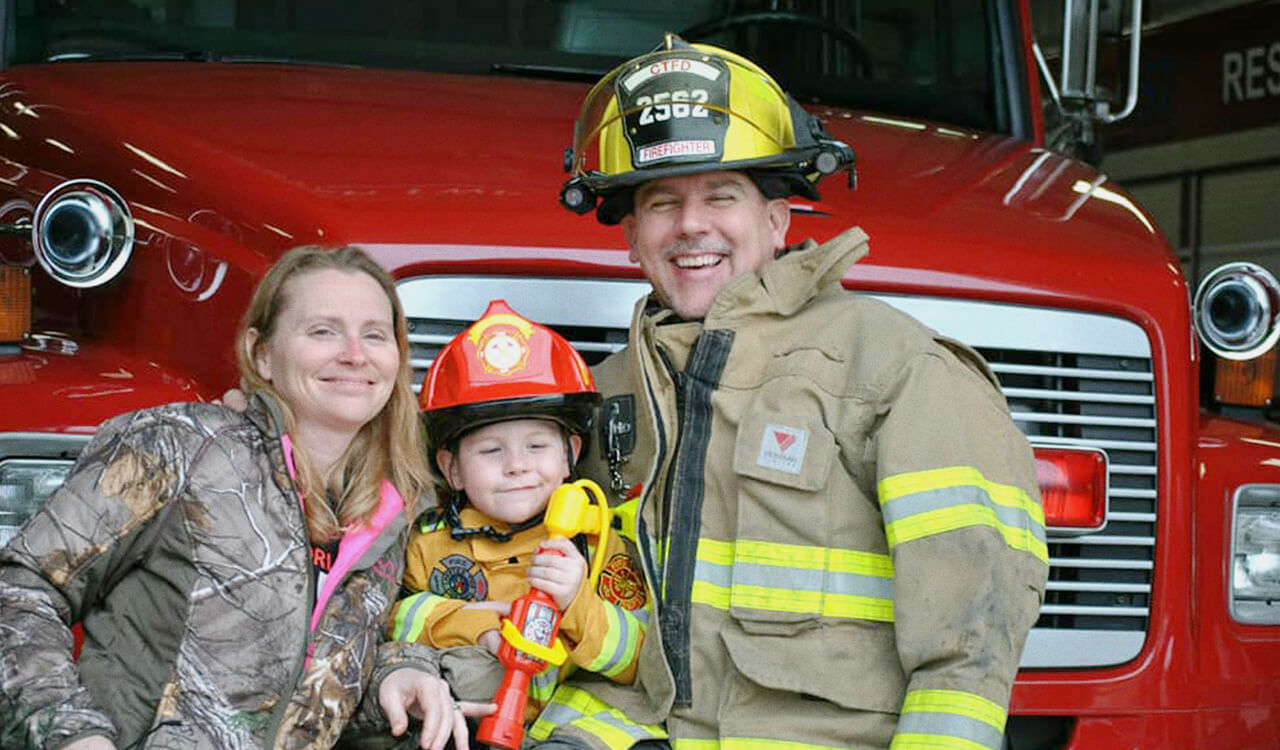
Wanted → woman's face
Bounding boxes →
[252,268,399,444]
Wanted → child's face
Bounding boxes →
[438,418,582,526]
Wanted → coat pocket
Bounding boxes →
[720,619,906,713]
[727,411,837,631]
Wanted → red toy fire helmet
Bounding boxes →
[420,299,600,452]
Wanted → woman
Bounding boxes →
[0,246,491,750]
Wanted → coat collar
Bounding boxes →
[635,226,871,328]
[710,226,870,321]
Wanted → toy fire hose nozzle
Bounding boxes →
[476,479,611,749]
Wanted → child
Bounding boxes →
[389,299,650,726]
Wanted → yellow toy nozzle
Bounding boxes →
[498,618,569,667]
[544,479,612,587]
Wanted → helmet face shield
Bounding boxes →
[561,35,854,221]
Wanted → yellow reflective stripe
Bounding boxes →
[585,602,621,673]
[699,538,735,566]
[417,516,447,533]
[700,539,894,579]
[673,738,848,750]
[576,717,647,749]
[692,539,896,622]
[691,578,894,621]
[893,689,1007,750]
[730,585,895,622]
[879,466,1047,564]
[901,689,1005,730]
[691,578,731,608]
[823,592,895,621]
[583,603,642,677]
[879,466,1045,525]
[830,547,896,577]
[529,664,560,702]
[529,684,665,749]
[890,734,1001,750]
[885,504,1048,564]
[389,591,448,643]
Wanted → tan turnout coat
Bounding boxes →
[550,227,1048,750]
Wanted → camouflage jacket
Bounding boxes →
[0,395,438,749]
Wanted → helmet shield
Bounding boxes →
[615,53,732,172]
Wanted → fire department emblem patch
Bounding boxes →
[429,553,489,601]
[598,553,646,610]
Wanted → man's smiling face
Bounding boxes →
[623,171,791,320]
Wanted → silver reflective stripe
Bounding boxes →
[896,710,1005,750]
[390,591,441,641]
[882,485,1047,545]
[595,604,634,675]
[536,701,655,740]
[532,664,560,699]
[399,593,433,624]
[694,555,895,601]
[695,556,731,588]
[734,560,894,600]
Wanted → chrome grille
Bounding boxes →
[400,276,647,391]
[397,276,1157,669]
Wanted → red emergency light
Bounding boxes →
[1034,446,1108,531]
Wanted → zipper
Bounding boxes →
[654,344,682,599]
[262,438,318,747]
[653,330,734,708]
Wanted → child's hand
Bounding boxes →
[478,628,502,656]
[529,537,586,610]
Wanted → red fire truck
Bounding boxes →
[0,1,1275,747]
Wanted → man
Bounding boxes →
[529,34,1048,750]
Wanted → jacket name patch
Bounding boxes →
[757,423,809,475]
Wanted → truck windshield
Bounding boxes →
[10,0,1011,133]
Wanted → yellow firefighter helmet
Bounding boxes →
[559,33,854,224]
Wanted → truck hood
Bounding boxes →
[2,62,1179,311]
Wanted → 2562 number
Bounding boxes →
[636,89,710,124]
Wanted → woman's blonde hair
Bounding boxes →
[236,245,431,541]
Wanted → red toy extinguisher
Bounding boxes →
[476,479,612,749]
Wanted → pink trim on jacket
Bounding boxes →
[279,434,405,632]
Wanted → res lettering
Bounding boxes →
[636,89,710,125]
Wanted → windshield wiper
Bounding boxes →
[48,50,360,68]
[490,62,606,82]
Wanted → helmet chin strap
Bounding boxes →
[445,492,545,542]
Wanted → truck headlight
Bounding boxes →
[1194,262,1280,361]
[1231,484,1280,624]
[0,459,73,547]
[31,179,134,288]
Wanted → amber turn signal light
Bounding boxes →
[1214,349,1277,407]
[1035,446,1108,531]
[0,265,31,342]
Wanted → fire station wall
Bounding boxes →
[1099,0,1280,286]
[1105,124,1280,286]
